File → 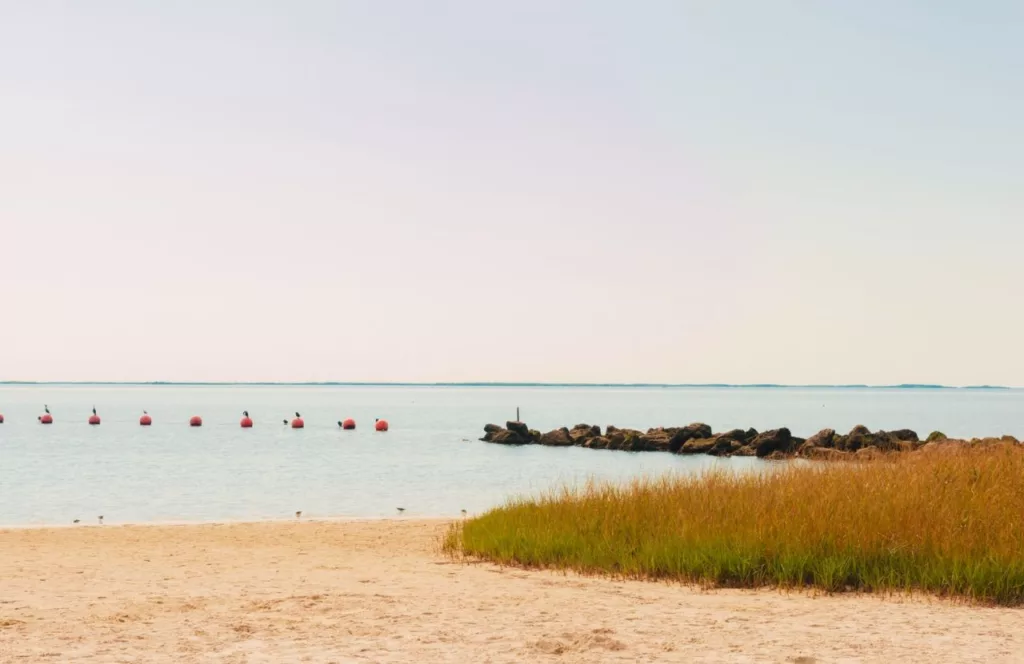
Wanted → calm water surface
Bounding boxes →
[1,385,1021,526]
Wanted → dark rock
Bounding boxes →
[606,425,619,435]
[584,436,611,449]
[638,429,674,451]
[483,423,504,434]
[732,445,756,457]
[805,428,836,448]
[569,424,600,444]
[668,423,713,453]
[529,429,542,443]
[539,428,573,446]
[754,428,793,457]
[507,421,530,438]
[849,425,871,436]
[606,428,642,450]
[887,429,919,442]
[489,429,531,445]
[926,431,948,442]
[680,437,718,454]
[1001,435,1020,444]
[707,437,743,456]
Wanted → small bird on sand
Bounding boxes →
[73,519,80,524]
[461,509,467,516]
[98,516,104,525]
[396,507,406,514]
[295,511,302,519]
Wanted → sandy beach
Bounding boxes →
[0,520,1020,663]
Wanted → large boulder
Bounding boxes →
[569,424,601,444]
[887,429,919,442]
[668,423,713,453]
[539,428,573,446]
[583,436,611,449]
[507,421,531,438]
[707,437,744,456]
[606,427,643,450]
[488,429,532,445]
[638,428,676,451]
[754,428,794,457]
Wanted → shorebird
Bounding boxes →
[461,509,467,516]
[98,516,104,525]
[396,507,406,514]
[295,511,302,519]
[73,519,80,524]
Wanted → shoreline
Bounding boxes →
[0,514,455,531]
[2,518,1021,662]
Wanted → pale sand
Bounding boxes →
[1,520,1020,663]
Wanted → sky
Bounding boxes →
[1,1,1022,385]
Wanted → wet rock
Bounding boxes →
[707,437,743,456]
[754,428,793,457]
[584,436,611,449]
[484,423,504,434]
[507,421,530,438]
[569,424,601,444]
[539,428,572,446]
[668,423,713,453]
[489,429,531,445]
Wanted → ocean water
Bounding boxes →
[0,384,1021,526]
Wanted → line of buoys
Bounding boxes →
[9,408,388,430]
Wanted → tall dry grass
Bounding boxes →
[445,444,1024,604]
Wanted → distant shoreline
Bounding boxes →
[0,381,1015,389]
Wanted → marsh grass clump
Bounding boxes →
[444,444,1024,605]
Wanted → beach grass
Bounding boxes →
[444,444,1024,605]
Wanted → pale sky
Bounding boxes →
[1,1,1021,385]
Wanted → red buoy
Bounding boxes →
[0,414,4,424]
[88,407,100,425]
[40,406,53,425]
[342,418,356,430]
[241,410,253,428]
[140,411,152,426]
[189,415,203,427]
[291,412,304,429]
[375,418,389,432]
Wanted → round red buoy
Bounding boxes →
[140,412,152,426]
[342,418,356,430]
[241,410,253,428]
[88,414,101,425]
[189,415,202,427]
[40,414,53,424]
[291,412,304,429]
[0,414,4,424]
[375,418,389,432]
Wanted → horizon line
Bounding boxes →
[0,381,1017,390]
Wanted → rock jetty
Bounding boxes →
[479,422,1020,459]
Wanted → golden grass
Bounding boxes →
[445,444,1024,604]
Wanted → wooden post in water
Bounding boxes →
[516,407,520,422]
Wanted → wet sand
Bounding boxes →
[0,519,1020,663]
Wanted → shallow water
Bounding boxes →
[0,385,1021,525]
